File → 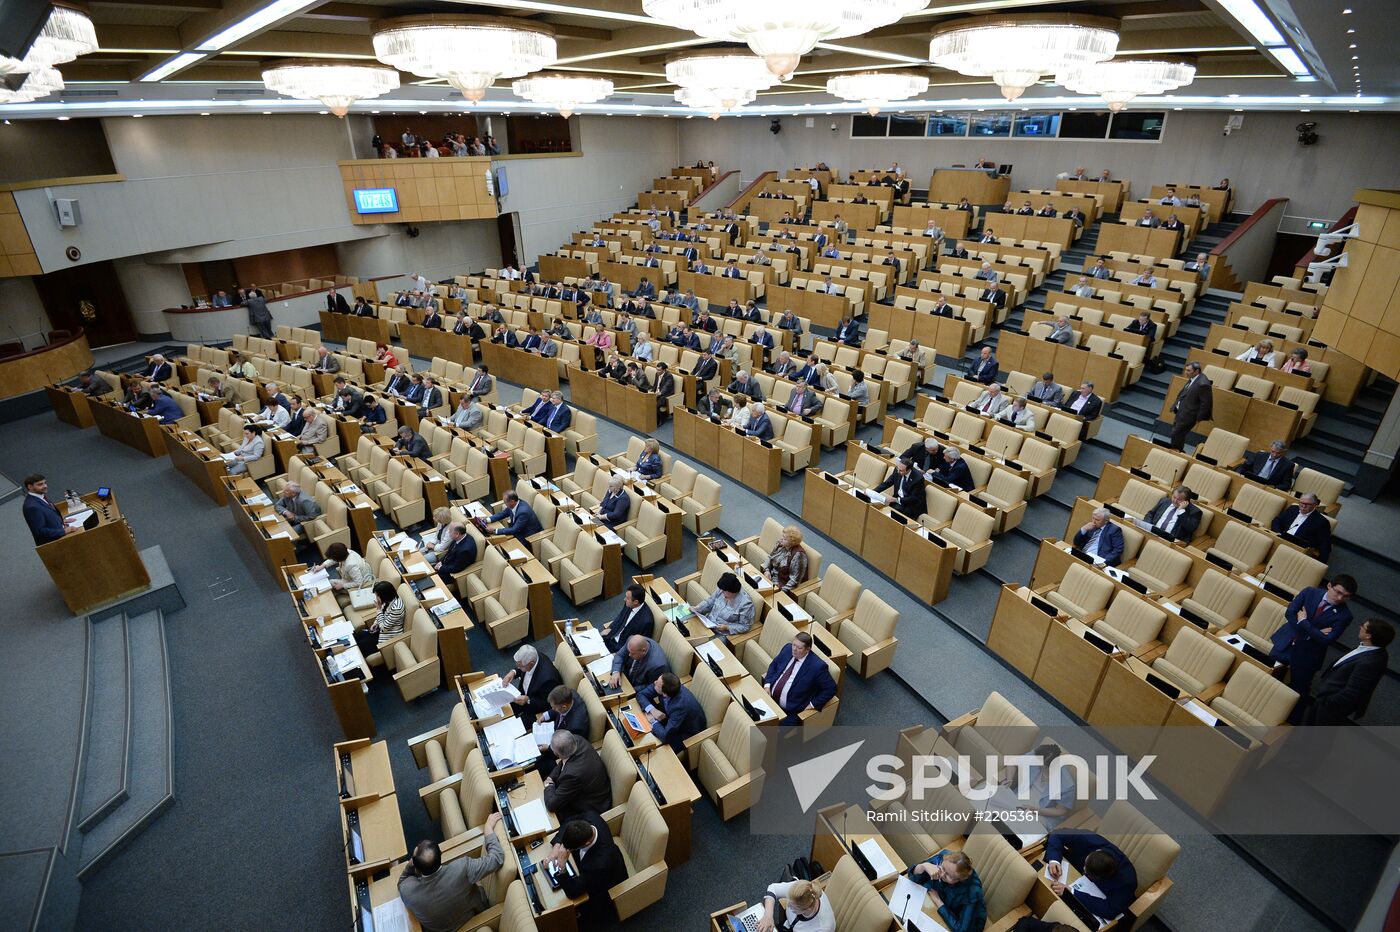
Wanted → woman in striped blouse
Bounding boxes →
[353,581,405,656]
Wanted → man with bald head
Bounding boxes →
[608,634,669,691]
[542,731,611,820]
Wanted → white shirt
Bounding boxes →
[1082,526,1104,558]
[1288,510,1313,534]
[1070,393,1090,412]
[522,662,536,696]
[1156,504,1184,532]
[1334,644,1378,668]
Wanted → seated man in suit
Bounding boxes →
[979,229,999,244]
[776,309,804,337]
[1046,315,1076,345]
[786,383,822,418]
[1059,381,1102,421]
[929,296,955,318]
[997,396,1037,431]
[1072,507,1125,566]
[1037,202,1058,217]
[551,813,628,923]
[933,447,974,490]
[543,732,612,822]
[540,685,590,744]
[421,305,444,329]
[1045,830,1138,923]
[1143,485,1202,542]
[968,382,1009,416]
[395,425,433,461]
[728,370,764,401]
[142,354,173,383]
[697,388,731,421]
[721,259,744,279]
[537,390,573,433]
[22,473,80,544]
[745,402,774,441]
[1069,275,1097,298]
[632,276,658,300]
[637,672,706,751]
[1136,209,1160,228]
[763,632,837,726]
[397,823,505,931]
[967,346,999,384]
[1270,574,1357,704]
[1017,200,1035,215]
[980,283,1007,310]
[434,522,478,588]
[1125,311,1157,342]
[593,478,630,529]
[147,386,184,424]
[1161,213,1184,231]
[1064,207,1086,227]
[1028,371,1064,406]
[947,239,970,259]
[608,634,670,691]
[834,316,862,345]
[875,458,927,519]
[1237,440,1296,490]
[487,490,543,543]
[1131,270,1159,289]
[1271,492,1332,560]
[1306,618,1392,725]
[502,644,563,720]
[975,261,999,283]
[601,584,654,653]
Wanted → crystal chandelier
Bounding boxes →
[1058,58,1196,111]
[644,0,929,79]
[666,49,778,113]
[674,85,757,118]
[0,66,65,103]
[373,15,556,102]
[262,60,400,116]
[826,70,929,114]
[511,74,614,118]
[1,3,98,75]
[930,14,1119,101]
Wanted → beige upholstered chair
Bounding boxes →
[824,590,899,677]
[602,781,670,920]
[1210,662,1298,727]
[696,703,766,820]
[1151,628,1234,698]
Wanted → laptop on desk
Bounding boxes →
[728,903,765,932]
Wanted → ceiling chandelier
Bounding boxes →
[643,0,929,80]
[0,66,65,103]
[930,13,1119,101]
[373,15,556,102]
[674,86,757,118]
[262,60,400,116]
[1057,58,1196,111]
[512,74,614,118]
[666,49,778,114]
[826,70,929,114]
[1,3,98,78]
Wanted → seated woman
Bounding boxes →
[353,581,405,658]
[751,878,833,932]
[636,438,664,480]
[1280,347,1312,375]
[226,424,265,476]
[724,396,752,432]
[694,572,754,635]
[1236,339,1277,366]
[374,342,398,370]
[763,525,809,592]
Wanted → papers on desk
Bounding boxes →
[1240,573,1264,589]
[371,897,411,932]
[256,514,279,524]
[421,586,448,602]
[695,640,725,664]
[319,619,355,645]
[867,491,888,504]
[779,600,812,624]
[572,628,607,657]
[268,530,294,540]
[512,798,551,836]
[1091,555,1107,567]
[1160,600,1182,615]
[585,654,615,680]
[297,568,333,594]
[243,492,272,506]
[332,651,364,675]
[1069,877,1113,928]
[466,502,492,520]
[1179,698,1218,726]
[975,786,1046,846]
[476,682,522,709]
[1044,859,1067,882]
[1219,632,1247,650]
[599,529,624,546]
[338,482,361,493]
[887,875,930,922]
[532,720,556,747]
[653,589,677,606]
[64,508,94,528]
[664,603,693,624]
[857,839,898,879]
[429,598,462,618]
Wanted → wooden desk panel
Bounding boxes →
[90,400,168,457]
[1097,222,1183,259]
[986,585,1053,677]
[801,469,837,535]
[37,491,150,614]
[320,310,391,346]
[829,487,868,554]
[47,386,95,428]
[165,429,230,505]
[476,343,561,392]
[398,325,475,367]
[1055,178,1129,213]
[1034,618,1113,718]
[1085,657,1175,762]
[930,169,1010,205]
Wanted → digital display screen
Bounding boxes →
[352,188,399,214]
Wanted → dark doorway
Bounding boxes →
[32,260,138,348]
[497,212,520,270]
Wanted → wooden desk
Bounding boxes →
[334,738,396,801]
[36,491,151,614]
[164,428,230,505]
[398,324,476,367]
[500,770,561,843]
[476,343,561,393]
[1097,222,1182,259]
[996,331,1129,402]
[340,793,406,875]
[321,310,391,346]
[671,407,781,495]
[47,385,96,428]
[639,745,703,865]
[90,400,168,457]
[765,284,861,328]
[223,478,299,586]
[986,584,1055,678]
[811,803,906,889]
[515,835,585,932]
[568,367,659,435]
[930,168,1010,205]
[1085,655,1177,761]
[1055,178,1129,213]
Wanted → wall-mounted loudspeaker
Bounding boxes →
[770,119,781,135]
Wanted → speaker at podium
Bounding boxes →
[35,488,151,614]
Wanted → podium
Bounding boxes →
[36,491,150,614]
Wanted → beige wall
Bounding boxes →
[679,110,1400,222]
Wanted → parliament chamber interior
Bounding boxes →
[4,0,1400,930]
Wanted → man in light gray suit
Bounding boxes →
[1027,372,1064,406]
[465,367,493,400]
[245,291,273,339]
[449,396,484,431]
[295,406,330,454]
[314,346,340,373]
[1046,316,1076,345]
[539,334,560,358]
[968,382,1010,416]
[273,481,321,532]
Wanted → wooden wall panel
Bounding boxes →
[1316,189,1400,381]
[0,192,41,278]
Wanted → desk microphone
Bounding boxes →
[899,893,913,928]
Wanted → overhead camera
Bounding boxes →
[769,118,782,135]
[829,122,838,133]
[1296,121,1319,146]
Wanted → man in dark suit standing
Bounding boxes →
[1169,361,1212,450]
[1142,486,1202,542]
[542,732,612,820]
[1237,440,1295,490]
[874,458,926,519]
[1270,574,1357,698]
[1271,493,1333,560]
[967,347,999,384]
[551,812,627,923]
[900,436,942,472]
[601,585,654,652]
[23,474,78,545]
[637,672,706,751]
[1306,618,1392,724]
[502,644,563,720]
[763,633,837,726]
[435,522,478,587]
[1073,507,1125,566]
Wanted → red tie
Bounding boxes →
[46,496,60,513]
[772,656,798,706]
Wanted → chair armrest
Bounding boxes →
[860,636,899,664]
[407,725,449,768]
[789,578,822,599]
[609,861,668,914]
[672,571,701,590]
[372,631,412,668]
[417,772,463,820]
[455,903,504,932]
[439,826,487,861]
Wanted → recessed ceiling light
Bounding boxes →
[1346,28,1355,33]
[1174,107,1182,111]
[1234,108,1243,112]
[133,114,143,118]
[263,111,271,114]
[1349,43,1356,48]
[1228,93,1239,98]
[200,112,210,116]
[1351,55,1358,60]
[1350,109,1359,112]
[1300,108,1310,112]
[57,115,70,121]
[1342,7,1352,13]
